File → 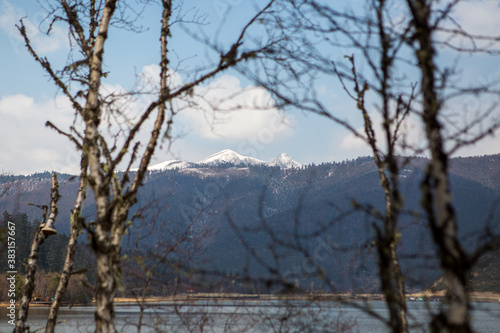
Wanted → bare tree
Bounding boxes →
[405,1,495,331]
[45,155,88,333]
[14,173,59,333]
[233,0,500,332]
[334,53,413,333]
[235,1,418,331]
[18,0,277,332]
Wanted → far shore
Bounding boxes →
[113,291,500,304]
[2,291,499,307]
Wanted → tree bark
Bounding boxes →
[46,156,88,333]
[94,248,118,333]
[407,1,472,331]
[90,1,171,331]
[14,173,59,333]
[81,1,118,331]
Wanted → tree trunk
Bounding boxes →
[351,43,409,332]
[45,229,79,333]
[14,173,59,333]
[407,1,472,331]
[95,248,118,333]
[82,1,118,331]
[46,157,88,333]
[14,230,46,333]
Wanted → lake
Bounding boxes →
[0,300,499,332]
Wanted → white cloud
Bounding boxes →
[0,0,68,54]
[0,94,78,174]
[0,68,294,174]
[340,131,369,152]
[0,75,161,175]
[442,1,500,50]
[139,64,184,92]
[0,64,187,174]
[179,75,294,141]
[451,1,500,36]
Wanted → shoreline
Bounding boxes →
[2,292,499,307]
[111,291,500,304]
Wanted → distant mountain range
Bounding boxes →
[1,152,499,293]
[139,149,302,171]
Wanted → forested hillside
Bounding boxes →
[1,154,499,294]
[0,212,94,303]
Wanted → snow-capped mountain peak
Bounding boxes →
[197,149,265,166]
[134,149,301,172]
[268,153,302,169]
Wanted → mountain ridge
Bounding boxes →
[145,149,302,171]
[1,154,499,293]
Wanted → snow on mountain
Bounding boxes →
[267,153,302,169]
[148,160,193,171]
[197,149,266,166]
[139,149,301,171]
[130,160,193,172]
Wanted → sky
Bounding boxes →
[1,0,500,175]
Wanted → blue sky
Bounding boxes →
[1,0,500,175]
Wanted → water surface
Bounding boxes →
[0,300,498,332]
